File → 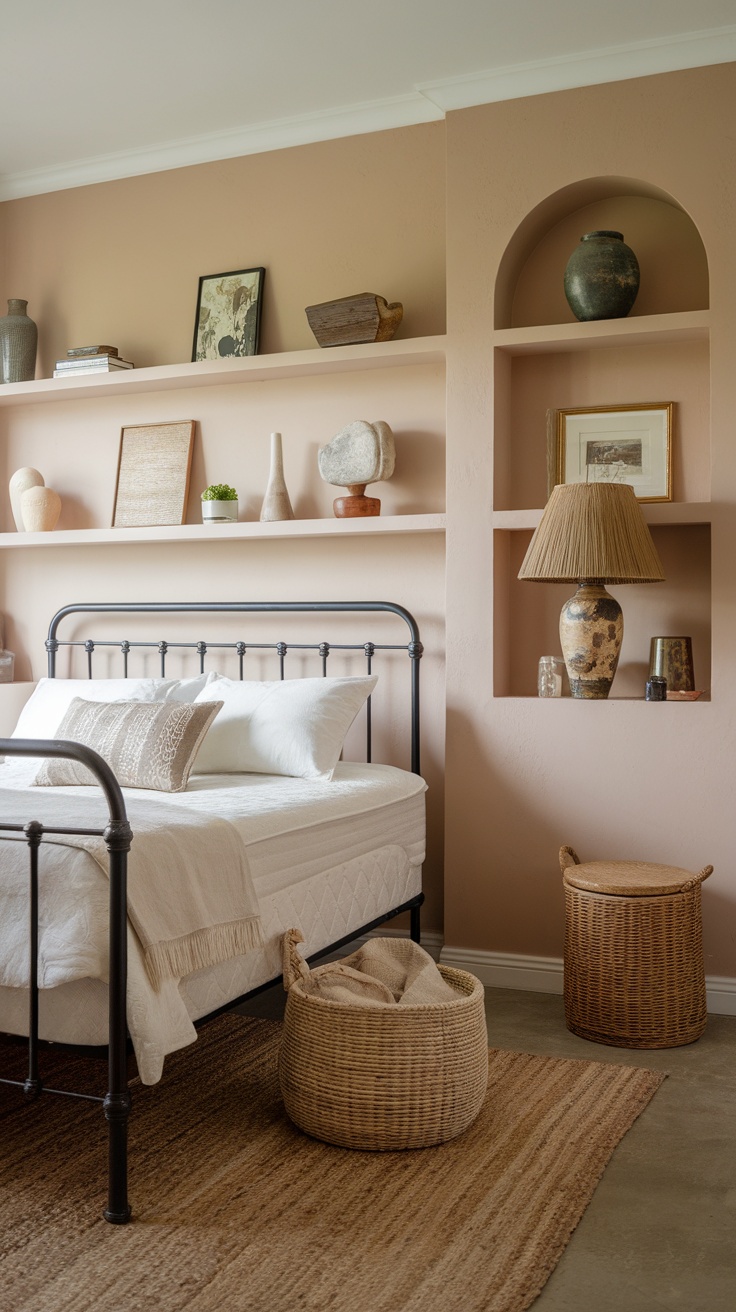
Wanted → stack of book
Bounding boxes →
[53,345,134,378]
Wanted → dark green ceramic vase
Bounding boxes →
[563,230,640,321]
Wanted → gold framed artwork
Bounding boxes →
[112,421,195,527]
[549,402,674,502]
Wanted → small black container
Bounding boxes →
[645,675,667,702]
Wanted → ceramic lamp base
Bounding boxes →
[333,484,381,518]
[559,582,623,699]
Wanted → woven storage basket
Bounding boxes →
[560,845,712,1049]
[278,934,489,1150]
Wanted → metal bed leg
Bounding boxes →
[24,821,43,1100]
[410,900,422,944]
[103,827,133,1224]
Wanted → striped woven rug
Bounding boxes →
[0,1015,664,1312]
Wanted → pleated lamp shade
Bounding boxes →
[518,483,664,584]
[518,482,665,698]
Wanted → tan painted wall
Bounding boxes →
[2,65,735,977]
[444,63,736,975]
[1,125,446,371]
[0,123,447,932]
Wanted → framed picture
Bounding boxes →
[192,266,265,361]
[113,421,195,527]
[551,402,674,502]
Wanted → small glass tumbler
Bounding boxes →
[538,656,565,698]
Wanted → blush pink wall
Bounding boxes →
[2,64,735,979]
[444,63,736,976]
[0,125,446,372]
[0,123,447,932]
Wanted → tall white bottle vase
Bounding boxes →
[260,432,295,522]
[9,467,44,531]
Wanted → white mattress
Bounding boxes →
[0,761,426,1081]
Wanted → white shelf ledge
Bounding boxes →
[492,502,712,531]
[0,337,447,408]
[0,513,447,550]
[492,310,709,356]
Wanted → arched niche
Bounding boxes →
[494,177,709,329]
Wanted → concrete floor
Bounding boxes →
[241,982,736,1312]
[482,988,736,1312]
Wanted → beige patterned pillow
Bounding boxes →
[33,698,223,793]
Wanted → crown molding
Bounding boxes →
[418,25,736,110]
[0,92,442,202]
[0,26,733,201]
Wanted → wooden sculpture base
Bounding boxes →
[333,484,381,518]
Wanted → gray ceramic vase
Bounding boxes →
[0,299,38,383]
[563,231,640,322]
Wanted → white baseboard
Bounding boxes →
[440,947,565,995]
[439,946,736,1017]
[703,976,736,1016]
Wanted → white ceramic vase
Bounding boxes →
[260,432,295,522]
[21,485,61,532]
[9,467,44,531]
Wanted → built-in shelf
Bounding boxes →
[494,694,712,704]
[0,513,446,550]
[492,502,712,531]
[0,336,447,408]
[493,310,709,356]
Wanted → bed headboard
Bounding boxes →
[45,601,424,774]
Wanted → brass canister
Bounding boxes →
[649,636,694,692]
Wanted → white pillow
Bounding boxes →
[193,675,377,781]
[11,673,219,740]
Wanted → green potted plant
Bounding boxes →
[201,483,238,524]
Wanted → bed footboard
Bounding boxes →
[0,738,132,1224]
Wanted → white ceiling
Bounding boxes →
[2,0,735,200]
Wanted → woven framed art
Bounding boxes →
[112,421,195,527]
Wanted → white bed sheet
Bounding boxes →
[0,760,426,1082]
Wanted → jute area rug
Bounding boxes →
[0,1014,664,1312]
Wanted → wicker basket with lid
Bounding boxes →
[560,846,713,1049]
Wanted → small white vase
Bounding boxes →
[202,499,238,523]
[260,432,295,522]
[9,467,44,531]
[21,485,61,532]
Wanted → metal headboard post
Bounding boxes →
[45,601,424,774]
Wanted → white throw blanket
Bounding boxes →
[0,760,425,1082]
[0,788,263,990]
[283,930,458,1006]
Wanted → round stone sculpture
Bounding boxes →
[318,420,395,517]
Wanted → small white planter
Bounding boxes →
[202,499,238,524]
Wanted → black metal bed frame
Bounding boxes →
[0,600,424,1224]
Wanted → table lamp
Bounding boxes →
[517,482,665,699]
